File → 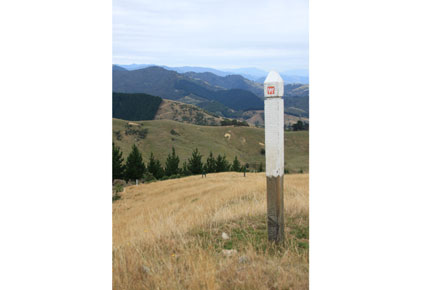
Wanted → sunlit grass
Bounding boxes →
[113,172,309,289]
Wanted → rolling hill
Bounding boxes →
[183,71,263,97]
[174,79,263,111]
[115,64,309,84]
[112,65,127,71]
[113,66,187,100]
[112,92,234,126]
[241,110,309,127]
[112,118,309,173]
[154,99,226,126]
[112,65,309,118]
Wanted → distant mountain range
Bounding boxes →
[112,66,264,112]
[112,65,309,118]
[113,64,309,84]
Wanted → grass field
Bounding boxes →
[113,172,309,289]
[112,119,309,173]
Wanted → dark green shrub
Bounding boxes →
[112,183,124,202]
[170,129,180,136]
[142,172,156,183]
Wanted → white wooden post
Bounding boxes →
[264,71,284,243]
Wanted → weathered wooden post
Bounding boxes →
[264,71,284,243]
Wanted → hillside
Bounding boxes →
[112,119,309,172]
[154,99,225,126]
[112,92,162,121]
[115,64,309,84]
[113,172,309,289]
[112,65,127,71]
[241,110,309,127]
[174,79,263,111]
[113,66,187,100]
[285,84,309,98]
[112,66,263,111]
[183,71,263,97]
[113,65,309,118]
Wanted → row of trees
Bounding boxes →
[220,119,249,127]
[113,143,254,182]
[285,120,309,131]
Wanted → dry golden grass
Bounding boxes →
[113,172,309,290]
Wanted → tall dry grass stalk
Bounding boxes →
[113,172,309,289]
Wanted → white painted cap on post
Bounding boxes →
[264,71,284,98]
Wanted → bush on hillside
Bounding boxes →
[170,129,180,136]
[125,127,148,139]
[113,179,126,186]
[115,130,123,141]
[112,183,124,202]
[142,172,156,183]
[285,120,309,131]
[220,119,249,127]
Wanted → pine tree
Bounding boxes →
[182,161,191,176]
[231,156,241,172]
[147,152,155,176]
[147,152,164,179]
[112,143,125,180]
[125,144,146,181]
[205,152,217,173]
[155,159,164,179]
[216,154,230,172]
[165,147,180,176]
[188,148,203,174]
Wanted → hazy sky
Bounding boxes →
[113,0,308,72]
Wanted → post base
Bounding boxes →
[266,175,284,243]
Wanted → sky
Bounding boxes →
[113,0,308,73]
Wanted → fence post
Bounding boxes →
[264,71,285,243]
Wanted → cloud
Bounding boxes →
[113,0,308,72]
